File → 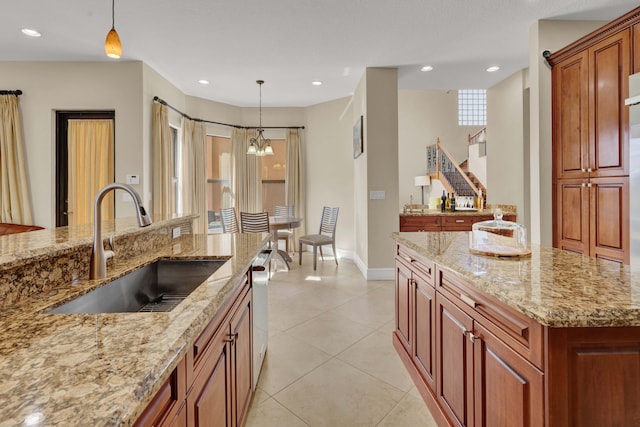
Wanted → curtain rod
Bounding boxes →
[0,90,23,96]
[153,96,304,130]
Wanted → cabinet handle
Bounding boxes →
[468,333,479,343]
[224,333,238,343]
[581,168,586,172]
[587,168,592,173]
[587,183,592,188]
[455,219,464,223]
[403,256,412,264]
[581,183,586,188]
[460,293,478,308]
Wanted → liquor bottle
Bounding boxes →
[441,190,446,212]
[450,193,456,212]
[446,193,451,210]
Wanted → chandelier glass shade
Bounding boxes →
[247,80,273,156]
[105,0,122,59]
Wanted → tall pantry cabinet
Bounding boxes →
[549,7,640,264]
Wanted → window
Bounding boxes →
[206,135,233,216]
[171,126,182,215]
[458,89,486,126]
[261,139,286,215]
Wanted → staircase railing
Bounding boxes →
[426,138,481,198]
[468,127,486,145]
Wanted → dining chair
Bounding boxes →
[240,211,289,270]
[274,205,295,252]
[220,207,239,233]
[298,206,339,270]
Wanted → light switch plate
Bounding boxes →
[126,174,139,185]
[370,190,385,200]
[172,227,181,239]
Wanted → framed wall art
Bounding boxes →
[353,115,363,159]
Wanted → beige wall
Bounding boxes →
[398,90,482,208]
[528,20,605,244]
[304,97,354,255]
[1,61,145,228]
[487,70,527,228]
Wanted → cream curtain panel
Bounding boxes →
[67,119,114,226]
[0,95,33,224]
[286,129,306,238]
[232,128,262,213]
[152,103,174,218]
[182,119,207,235]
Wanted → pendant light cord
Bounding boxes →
[111,0,115,29]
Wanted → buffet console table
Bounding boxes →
[399,209,516,232]
[393,231,640,427]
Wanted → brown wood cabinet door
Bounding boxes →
[230,291,252,427]
[413,273,435,391]
[588,30,630,177]
[436,293,474,427]
[555,179,590,254]
[187,325,232,427]
[553,50,589,180]
[395,259,412,353]
[634,23,640,74]
[472,323,544,427]
[589,176,629,263]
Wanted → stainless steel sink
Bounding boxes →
[48,259,229,314]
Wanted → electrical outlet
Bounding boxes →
[172,227,181,239]
[126,174,140,185]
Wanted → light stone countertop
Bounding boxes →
[393,231,640,328]
[0,231,270,427]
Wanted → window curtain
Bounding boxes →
[232,128,262,213]
[286,129,306,239]
[182,119,207,235]
[0,95,33,224]
[67,119,114,226]
[152,103,174,218]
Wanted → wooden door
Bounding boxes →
[436,293,474,427]
[395,260,412,353]
[555,179,590,254]
[413,273,436,391]
[230,291,252,427]
[634,23,640,74]
[552,51,589,180]
[472,322,544,427]
[589,176,629,263]
[187,324,232,427]
[588,30,630,177]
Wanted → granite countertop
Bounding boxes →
[393,232,640,328]
[0,231,270,427]
[400,204,517,217]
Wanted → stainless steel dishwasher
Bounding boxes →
[251,249,272,389]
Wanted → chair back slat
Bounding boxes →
[240,211,270,233]
[319,206,339,237]
[274,205,295,217]
[220,207,239,233]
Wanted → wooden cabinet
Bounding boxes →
[137,273,253,427]
[550,9,638,264]
[556,176,629,262]
[399,214,516,232]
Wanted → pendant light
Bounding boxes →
[247,80,273,156]
[105,0,122,59]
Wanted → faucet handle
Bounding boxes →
[107,234,115,251]
[104,250,115,261]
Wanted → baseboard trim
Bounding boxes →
[353,253,394,280]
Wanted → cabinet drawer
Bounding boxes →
[436,267,543,368]
[397,245,434,285]
[400,215,441,231]
[193,275,249,369]
[135,358,186,427]
[441,215,476,230]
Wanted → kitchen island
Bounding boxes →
[0,217,270,426]
[393,231,640,427]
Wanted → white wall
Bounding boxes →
[487,70,527,228]
[1,61,145,228]
[398,90,482,209]
[528,20,605,244]
[468,143,486,189]
[304,97,354,255]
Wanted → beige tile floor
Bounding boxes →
[245,252,438,427]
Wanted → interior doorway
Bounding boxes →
[55,111,115,227]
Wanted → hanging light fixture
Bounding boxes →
[247,80,273,156]
[105,0,122,59]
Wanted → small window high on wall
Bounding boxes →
[458,89,486,126]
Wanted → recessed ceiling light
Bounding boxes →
[21,28,41,37]
[311,81,323,86]
[421,65,433,72]
[198,79,210,85]
[486,66,500,72]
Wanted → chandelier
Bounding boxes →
[247,80,273,156]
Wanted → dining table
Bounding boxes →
[269,216,303,270]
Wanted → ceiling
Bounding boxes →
[2,0,638,107]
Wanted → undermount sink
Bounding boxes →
[48,259,229,314]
